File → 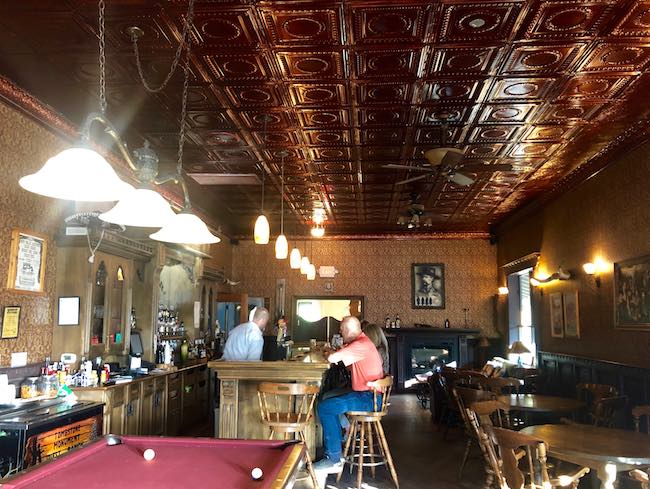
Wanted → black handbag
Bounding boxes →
[320,361,353,401]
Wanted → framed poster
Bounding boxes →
[411,263,445,309]
[549,292,564,338]
[1,306,21,339]
[563,290,580,338]
[6,229,47,295]
[58,297,80,326]
[614,255,650,330]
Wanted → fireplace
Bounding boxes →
[385,328,479,391]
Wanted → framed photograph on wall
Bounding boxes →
[411,263,445,309]
[6,229,47,295]
[58,297,80,326]
[1,306,21,339]
[549,292,564,338]
[614,255,650,330]
[563,291,580,338]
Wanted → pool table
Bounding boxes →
[0,436,306,489]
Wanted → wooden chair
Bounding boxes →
[576,383,618,423]
[630,469,649,489]
[478,377,523,395]
[632,405,650,433]
[592,395,627,428]
[454,387,497,480]
[257,382,319,488]
[338,376,399,489]
[438,369,470,437]
[490,427,590,489]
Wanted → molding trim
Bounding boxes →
[234,231,492,241]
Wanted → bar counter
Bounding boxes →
[209,360,330,457]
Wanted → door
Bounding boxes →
[108,387,126,435]
[140,379,155,435]
[152,378,166,436]
[166,373,182,436]
[125,383,141,435]
[216,293,249,332]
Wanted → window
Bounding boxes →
[507,268,536,366]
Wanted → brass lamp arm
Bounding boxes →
[79,111,138,172]
[154,172,192,210]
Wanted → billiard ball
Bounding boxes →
[143,448,156,461]
[251,467,263,480]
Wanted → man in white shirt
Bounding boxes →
[222,307,270,361]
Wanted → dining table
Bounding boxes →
[522,423,650,489]
[498,394,585,414]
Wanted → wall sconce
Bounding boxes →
[530,267,571,286]
[583,262,601,288]
[498,287,509,295]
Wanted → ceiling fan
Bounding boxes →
[383,115,516,187]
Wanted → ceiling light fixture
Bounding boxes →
[307,239,316,280]
[300,237,310,275]
[254,115,271,244]
[289,246,301,269]
[275,151,288,258]
[310,223,325,238]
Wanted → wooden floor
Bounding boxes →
[299,394,485,489]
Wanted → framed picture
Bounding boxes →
[1,306,21,339]
[563,291,580,338]
[614,255,650,330]
[411,263,445,309]
[58,297,80,326]
[549,292,564,338]
[6,229,47,295]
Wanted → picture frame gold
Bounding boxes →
[6,229,47,295]
[1,306,21,339]
[549,292,564,338]
[563,290,580,339]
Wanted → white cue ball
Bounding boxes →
[143,448,156,461]
[251,467,263,480]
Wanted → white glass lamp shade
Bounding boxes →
[254,214,270,244]
[289,248,301,269]
[300,256,311,275]
[149,210,220,245]
[310,225,325,238]
[100,188,176,228]
[307,264,316,280]
[19,147,132,202]
[275,234,288,259]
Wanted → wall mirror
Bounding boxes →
[293,296,364,343]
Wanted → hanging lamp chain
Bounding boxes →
[98,0,107,114]
[131,0,196,93]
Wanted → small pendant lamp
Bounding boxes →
[254,167,270,244]
[274,152,288,259]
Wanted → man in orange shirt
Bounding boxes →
[313,316,384,473]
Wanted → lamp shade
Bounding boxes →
[19,147,132,202]
[100,187,176,228]
[275,234,288,259]
[307,264,316,280]
[149,210,220,245]
[300,256,310,274]
[509,341,531,355]
[310,225,325,238]
[254,214,270,244]
[289,247,301,269]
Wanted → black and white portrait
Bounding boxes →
[411,263,445,309]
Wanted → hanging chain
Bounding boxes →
[176,42,190,176]
[132,0,196,93]
[260,115,268,214]
[98,0,107,114]
[280,154,285,234]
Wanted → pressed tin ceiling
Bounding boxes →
[1,0,649,238]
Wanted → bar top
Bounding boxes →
[209,360,330,381]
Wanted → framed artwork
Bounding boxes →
[614,255,650,330]
[58,297,80,326]
[6,229,47,295]
[411,263,445,309]
[1,306,21,339]
[563,291,580,338]
[549,292,564,338]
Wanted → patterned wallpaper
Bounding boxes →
[0,102,69,365]
[497,139,650,368]
[232,238,498,336]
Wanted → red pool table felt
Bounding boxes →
[1,436,305,489]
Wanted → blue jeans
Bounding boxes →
[317,391,375,460]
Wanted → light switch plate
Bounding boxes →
[11,352,27,368]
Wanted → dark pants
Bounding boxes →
[317,391,375,460]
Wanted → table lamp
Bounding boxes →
[509,340,530,367]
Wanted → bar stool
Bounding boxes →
[337,376,399,489]
[257,382,319,488]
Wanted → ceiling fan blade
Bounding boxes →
[424,147,464,166]
[383,164,433,172]
[396,174,430,185]
[441,149,465,167]
[448,172,475,186]
[460,163,514,172]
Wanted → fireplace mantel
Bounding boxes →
[383,327,481,390]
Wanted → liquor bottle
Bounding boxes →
[395,314,401,328]
[444,318,450,329]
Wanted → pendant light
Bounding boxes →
[300,237,311,275]
[274,151,288,259]
[289,240,301,269]
[149,24,219,245]
[254,115,271,244]
[307,239,316,280]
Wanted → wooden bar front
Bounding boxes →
[209,361,329,457]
